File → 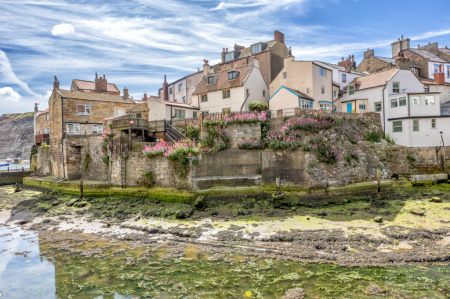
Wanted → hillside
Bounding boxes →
[0,112,34,159]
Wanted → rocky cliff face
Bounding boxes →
[0,112,34,159]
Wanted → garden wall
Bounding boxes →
[200,123,261,148]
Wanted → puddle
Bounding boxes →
[1,224,450,298]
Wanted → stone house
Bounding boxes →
[34,107,50,145]
[215,30,289,87]
[48,76,136,178]
[70,74,120,95]
[157,70,204,105]
[191,58,269,114]
[269,55,335,111]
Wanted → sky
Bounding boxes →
[1,0,450,114]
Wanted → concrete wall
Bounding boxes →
[0,171,33,186]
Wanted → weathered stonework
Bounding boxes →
[201,123,261,148]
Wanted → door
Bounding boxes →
[347,103,352,113]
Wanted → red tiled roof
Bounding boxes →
[193,65,252,95]
[148,97,198,109]
[343,69,398,93]
[36,108,49,117]
[57,89,134,103]
[74,79,119,92]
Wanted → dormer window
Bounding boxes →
[225,53,233,61]
[251,43,262,54]
[207,76,215,85]
[228,71,238,80]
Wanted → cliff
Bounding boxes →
[0,112,35,159]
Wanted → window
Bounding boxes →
[425,96,435,105]
[182,96,186,103]
[263,90,266,97]
[114,107,126,117]
[334,90,337,98]
[319,103,331,110]
[442,110,450,116]
[222,89,230,99]
[135,112,143,118]
[392,121,402,133]
[178,83,183,91]
[359,104,366,110]
[413,120,419,132]
[44,128,49,134]
[93,124,103,134]
[300,99,313,109]
[207,76,215,85]
[319,68,326,77]
[391,98,398,108]
[447,66,450,78]
[66,123,80,134]
[282,72,287,79]
[434,64,440,73]
[201,111,209,116]
[193,111,198,118]
[424,86,429,93]
[222,108,231,114]
[225,53,233,61]
[412,96,420,105]
[77,104,91,115]
[342,73,347,83]
[374,102,382,113]
[321,86,326,95]
[251,44,261,54]
[201,94,208,102]
[399,97,407,107]
[411,68,416,75]
[228,72,237,80]
[46,114,49,121]
[174,109,185,119]
[348,84,355,95]
[393,82,400,93]
[431,118,437,128]
[169,87,173,94]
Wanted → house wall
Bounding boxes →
[148,101,168,121]
[35,112,50,135]
[169,106,198,119]
[428,84,450,103]
[49,90,64,178]
[338,70,361,91]
[270,58,314,99]
[356,57,392,73]
[243,66,269,111]
[340,87,383,114]
[332,85,340,106]
[312,64,333,104]
[269,42,290,82]
[402,50,429,78]
[268,87,299,111]
[386,118,450,147]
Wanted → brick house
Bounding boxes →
[48,76,136,179]
[70,74,120,95]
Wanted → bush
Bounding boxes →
[41,142,49,148]
[191,158,199,165]
[317,143,339,164]
[364,131,381,142]
[248,101,268,112]
[181,122,201,140]
[256,167,263,174]
[407,155,416,162]
[137,172,155,187]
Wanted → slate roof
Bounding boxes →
[374,57,420,68]
[343,69,399,93]
[284,87,314,101]
[408,49,450,63]
[441,100,450,108]
[236,40,276,59]
[148,97,199,110]
[73,79,120,93]
[57,89,134,103]
[193,65,253,95]
[419,76,450,86]
[314,61,365,75]
[439,48,450,55]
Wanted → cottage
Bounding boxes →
[157,70,204,105]
[34,106,50,145]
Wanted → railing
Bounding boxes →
[35,134,49,144]
[165,121,186,141]
[112,118,148,129]
[148,120,166,132]
[170,117,199,129]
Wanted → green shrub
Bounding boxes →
[256,167,263,174]
[137,172,155,188]
[407,155,416,162]
[191,158,199,165]
[248,101,269,112]
[364,131,381,142]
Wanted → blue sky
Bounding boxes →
[1,0,450,113]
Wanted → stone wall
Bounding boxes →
[201,123,261,148]
[0,171,33,186]
[34,146,52,176]
[357,56,392,73]
[78,135,109,181]
[35,112,50,135]
[0,112,34,159]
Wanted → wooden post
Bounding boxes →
[276,178,280,195]
[15,180,20,192]
[377,170,381,194]
[7,167,9,172]
[80,179,84,198]
[22,167,24,172]
[128,127,132,151]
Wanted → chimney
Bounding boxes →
[203,60,210,77]
[53,76,59,89]
[226,48,228,52]
[123,87,129,101]
[249,57,259,68]
[446,46,448,49]
[274,30,285,44]
[223,48,225,52]
[401,35,404,40]
[391,36,410,58]
[143,93,147,101]
[95,72,98,79]
[364,49,374,59]
[434,65,445,85]
[345,64,352,73]
[429,42,431,45]
[163,75,168,102]
[95,74,107,92]
[34,103,39,113]
[395,52,411,70]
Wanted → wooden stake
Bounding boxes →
[276,178,280,194]
[80,179,84,198]
[15,180,20,192]
[377,170,381,193]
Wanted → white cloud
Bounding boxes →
[51,23,74,36]
[0,87,22,101]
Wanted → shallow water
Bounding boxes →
[1,224,450,298]
[0,164,30,172]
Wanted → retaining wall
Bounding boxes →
[0,171,33,186]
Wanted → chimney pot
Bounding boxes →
[429,42,431,45]
[103,75,105,79]
[226,48,228,52]
[34,103,38,113]
[223,48,225,52]
[401,35,403,40]
[418,44,420,48]
[95,72,98,79]
[144,93,147,100]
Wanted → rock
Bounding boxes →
[410,210,425,216]
[429,197,442,203]
[318,211,327,217]
[66,198,79,207]
[51,201,60,206]
[193,196,205,210]
[366,284,383,294]
[282,287,305,299]
[74,202,88,208]
[175,209,194,219]
[374,216,383,223]
[210,210,218,216]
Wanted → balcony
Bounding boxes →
[111,118,149,129]
[35,134,49,144]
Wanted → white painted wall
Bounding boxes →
[268,87,300,111]
[387,118,450,147]
[338,70,361,91]
[148,100,168,121]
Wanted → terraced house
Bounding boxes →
[47,75,136,179]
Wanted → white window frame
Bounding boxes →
[319,103,331,110]
[413,119,419,132]
[222,89,230,99]
[393,82,400,93]
[263,90,266,97]
[391,98,398,108]
[447,66,450,78]
[93,124,103,134]
[359,104,366,110]
[228,72,237,80]
[207,76,215,85]
[399,97,407,107]
[374,102,382,113]
[251,43,261,54]
[321,86,326,95]
[333,90,337,98]
[342,73,347,83]
[319,68,326,77]
[77,104,91,115]
[182,96,186,103]
[225,53,233,61]
[114,107,126,117]
[392,121,402,133]
[173,109,185,119]
[66,123,80,134]
[169,87,173,94]
[425,96,435,105]
[201,94,208,103]
[44,128,50,134]
[348,84,355,95]
[434,64,440,73]
[412,96,420,105]
[431,118,437,128]
[46,114,49,121]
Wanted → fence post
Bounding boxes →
[80,179,84,198]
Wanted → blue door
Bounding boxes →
[347,103,352,113]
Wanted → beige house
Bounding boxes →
[192,58,268,114]
[269,55,334,111]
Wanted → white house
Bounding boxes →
[147,98,199,121]
[191,58,269,114]
[340,64,449,147]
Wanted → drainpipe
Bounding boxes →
[407,94,411,147]
[382,85,386,136]
[61,96,65,179]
